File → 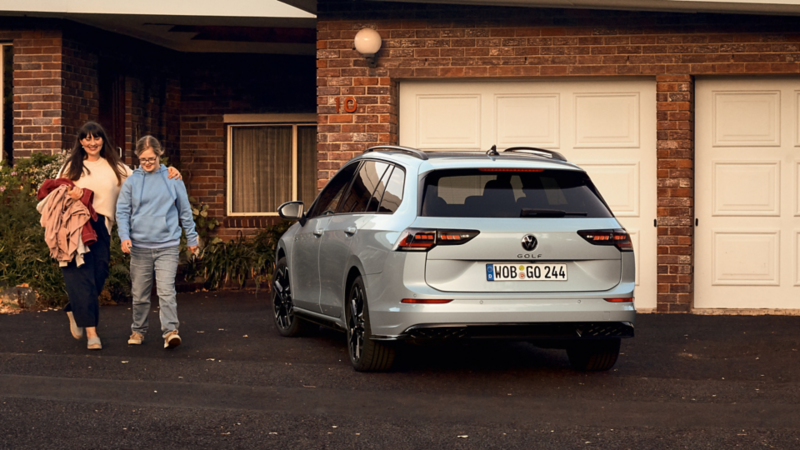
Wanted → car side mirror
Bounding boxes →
[278,201,305,223]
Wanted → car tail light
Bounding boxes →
[394,229,480,251]
[604,297,634,303]
[578,229,633,252]
[401,298,453,304]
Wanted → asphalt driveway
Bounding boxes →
[2,291,800,449]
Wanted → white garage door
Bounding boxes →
[696,78,800,309]
[399,79,657,309]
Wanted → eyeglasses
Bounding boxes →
[140,157,158,164]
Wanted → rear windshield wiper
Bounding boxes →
[520,209,588,217]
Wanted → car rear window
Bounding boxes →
[421,169,613,218]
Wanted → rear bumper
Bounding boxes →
[374,321,634,341]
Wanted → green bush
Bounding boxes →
[199,221,294,292]
[0,186,68,305]
[105,225,132,303]
[178,196,221,282]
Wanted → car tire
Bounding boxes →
[346,275,395,372]
[566,338,621,371]
[272,257,316,337]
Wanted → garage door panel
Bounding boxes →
[795,92,800,146]
[712,91,781,147]
[574,93,640,148]
[795,231,800,285]
[697,78,800,309]
[712,161,780,216]
[795,161,800,216]
[417,95,481,149]
[577,161,639,217]
[495,94,559,148]
[712,231,780,286]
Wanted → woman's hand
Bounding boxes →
[121,240,132,254]
[188,245,198,255]
[167,166,182,180]
[67,186,83,201]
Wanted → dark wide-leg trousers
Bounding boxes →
[61,214,110,328]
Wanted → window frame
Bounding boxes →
[225,114,316,217]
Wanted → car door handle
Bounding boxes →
[345,227,357,236]
[313,229,323,237]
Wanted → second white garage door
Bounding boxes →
[399,79,657,309]
[695,77,800,309]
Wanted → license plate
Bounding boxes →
[486,263,568,281]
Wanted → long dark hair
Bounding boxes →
[61,121,127,186]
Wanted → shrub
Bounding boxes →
[198,221,294,292]
[179,196,220,282]
[0,186,68,305]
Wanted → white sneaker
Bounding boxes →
[128,332,144,345]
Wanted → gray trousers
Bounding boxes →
[130,245,180,337]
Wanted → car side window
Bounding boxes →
[306,162,359,219]
[377,165,405,214]
[365,165,394,213]
[338,161,390,214]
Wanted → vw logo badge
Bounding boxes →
[521,234,538,251]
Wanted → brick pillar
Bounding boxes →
[656,75,694,313]
[13,30,64,157]
[317,23,396,188]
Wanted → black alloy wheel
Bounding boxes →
[346,275,395,371]
[272,257,314,337]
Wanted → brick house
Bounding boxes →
[315,0,800,313]
[0,2,318,240]
[4,1,800,313]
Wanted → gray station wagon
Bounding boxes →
[273,145,635,372]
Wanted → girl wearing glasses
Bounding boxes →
[56,122,181,350]
[116,135,198,349]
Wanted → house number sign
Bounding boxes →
[335,97,357,113]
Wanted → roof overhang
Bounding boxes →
[0,0,317,54]
[367,0,800,16]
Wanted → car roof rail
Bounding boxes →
[503,146,567,162]
[364,145,429,160]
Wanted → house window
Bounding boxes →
[226,114,317,216]
[1,44,12,163]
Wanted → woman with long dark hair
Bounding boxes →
[57,121,180,350]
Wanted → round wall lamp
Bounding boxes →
[354,28,382,68]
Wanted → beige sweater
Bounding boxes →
[59,158,133,233]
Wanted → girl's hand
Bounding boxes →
[67,186,83,201]
[188,245,198,255]
[121,240,132,254]
[167,166,182,180]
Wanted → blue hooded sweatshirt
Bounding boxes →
[116,165,198,249]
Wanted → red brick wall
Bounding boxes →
[179,54,316,241]
[656,75,694,313]
[8,22,179,159]
[11,29,64,157]
[61,35,99,150]
[316,1,800,311]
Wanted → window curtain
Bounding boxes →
[296,126,318,207]
[231,126,292,213]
